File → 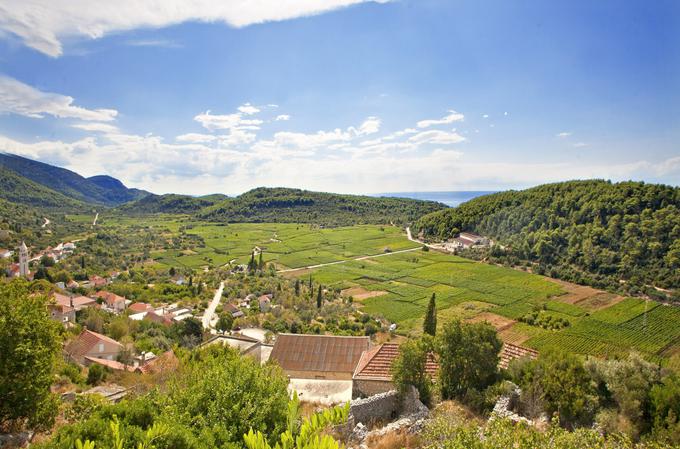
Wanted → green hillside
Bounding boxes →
[413,180,680,294]
[0,166,87,210]
[0,153,149,206]
[117,193,225,214]
[199,187,447,226]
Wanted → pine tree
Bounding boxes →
[423,293,437,336]
[248,252,255,272]
[316,285,323,309]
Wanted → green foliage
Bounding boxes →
[649,375,680,444]
[414,180,680,292]
[199,187,446,227]
[243,392,349,449]
[437,320,502,401]
[0,280,62,431]
[163,346,290,448]
[391,338,433,406]
[117,194,221,214]
[87,364,106,386]
[512,350,599,428]
[423,293,437,336]
[422,416,654,449]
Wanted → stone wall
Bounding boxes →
[349,386,425,426]
[352,379,394,398]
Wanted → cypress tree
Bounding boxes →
[294,279,300,296]
[248,252,255,272]
[316,285,323,309]
[423,293,437,336]
[258,252,264,270]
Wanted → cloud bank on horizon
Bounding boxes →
[0,0,677,195]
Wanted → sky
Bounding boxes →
[0,0,678,196]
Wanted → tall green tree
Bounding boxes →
[437,320,502,400]
[0,281,62,431]
[391,338,433,406]
[316,285,323,309]
[294,279,300,296]
[423,293,437,336]
[258,252,264,270]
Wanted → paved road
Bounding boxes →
[202,281,224,329]
[41,217,50,228]
[277,240,421,274]
[92,212,99,226]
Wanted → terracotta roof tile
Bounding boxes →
[65,329,123,360]
[499,343,538,369]
[270,334,370,374]
[353,343,438,381]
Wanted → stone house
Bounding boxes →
[270,334,370,380]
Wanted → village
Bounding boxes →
[1,237,539,438]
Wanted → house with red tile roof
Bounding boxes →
[270,334,370,380]
[143,310,174,326]
[48,303,76,326]
[352,343,439,398]
[64,329,123,365]
[52,292,97,311]
[93,291,126,313]
[128,302,154,314]
[89,275,108,288]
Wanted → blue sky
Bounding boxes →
[0,0,678,195]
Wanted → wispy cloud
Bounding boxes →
[125,38,182,48]
[0,0,391,57]
[0,75,118,121]
[417,110,464,128]
[275,114,291,121]
[556,131,572,138]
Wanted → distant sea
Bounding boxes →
[375,191,496,208]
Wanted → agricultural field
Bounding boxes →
[93,215,420,271]
[87,215,680,364]
[285,245,680,364]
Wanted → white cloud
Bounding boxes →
[72,122,119,133]
[0,75,117,121]
[417,110,464,128]
[482,114,489,119]
[193,109,263,131]
[504,111,508,116]
[573,142,588,148]
[0,0,390,57]
[408,129,466,145]
[557,132,572,138]
[237,103,260,115]
[275,114,291,121]
[357,116,381,135]
[176,133,217,143]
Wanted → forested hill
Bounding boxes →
[0,166,88,210]
[117,193,228,214]
[0,153,149,206]
[413,180,680,294]
[198,187,447,226]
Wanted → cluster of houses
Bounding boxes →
[2,240,78,279]
[64,328,177,374]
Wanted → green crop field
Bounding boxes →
[90,215,680,363]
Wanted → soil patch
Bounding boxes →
[342,286,388,300]
[467,312,516,332]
